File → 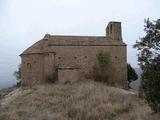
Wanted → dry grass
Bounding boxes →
[0,80,159,120]
[0,87,17,100]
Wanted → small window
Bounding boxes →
[58,57,61,59]
[84,56,87,59]
[74,57,77,59]
[27,63,32,70]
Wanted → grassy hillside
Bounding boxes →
[0,80,159,120]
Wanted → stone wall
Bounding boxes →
[21,54,44,86]
[58,68,80,83]
[44,45,127,88]
[20,21,127,88]
[21,44,127,88]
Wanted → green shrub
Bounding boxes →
[92,52,114,85]
[127,64,138,88]
[96,51,110,68]
[141,62,160,112]
[13,64,21,87]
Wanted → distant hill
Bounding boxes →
[130,68,142,90]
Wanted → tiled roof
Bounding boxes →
[20,40,44,55]
[21,35,126,55]
[48,36,126,46]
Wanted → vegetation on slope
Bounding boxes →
[0,87,17,100]
[0,80,159,120]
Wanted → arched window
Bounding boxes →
[27,63,32,71]
[107,27,109,35]
[110,24,112,34]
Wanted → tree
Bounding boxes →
[13,64,21,87]
[134,18,160,112]
[127,63,138,88]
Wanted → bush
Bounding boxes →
[93,63,114,85]
[92,52,115,85]
[127,64,138,88]
[96,51,110,68]
[141,61,160,112]
[13,64,21,87]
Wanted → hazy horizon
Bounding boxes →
[0,0,159,89]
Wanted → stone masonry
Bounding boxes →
[20,21,127,88]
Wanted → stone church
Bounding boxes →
[20,21,127,88]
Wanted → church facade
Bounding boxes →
[20,21,127,88]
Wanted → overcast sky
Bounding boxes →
[0,0,159,87]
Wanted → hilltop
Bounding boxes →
[0,80,159,120]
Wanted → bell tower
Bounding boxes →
[106,21,122,41]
